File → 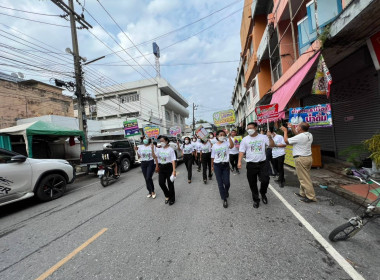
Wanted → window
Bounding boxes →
[307,0,342,32]
[165,110,171,121]
[271,55,282,83]
[174,114,178,123]
[120,92,139,103]
[112,141,131,149]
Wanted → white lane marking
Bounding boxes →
[269,184,365,280]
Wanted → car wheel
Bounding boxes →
[36,174,66,202]
[121,158,131,172]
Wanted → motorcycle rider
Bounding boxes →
[101,143,120,177]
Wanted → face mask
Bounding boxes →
[160,141,167,146]
[143,139,149,145]
[247,129,255,136]
[218,136,226,142]
[192,139,196,142]
[185,140,189,144]
[209,135,213,139]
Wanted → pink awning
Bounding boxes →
[271,53,320,113]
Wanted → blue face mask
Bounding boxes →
[143,139,149,145]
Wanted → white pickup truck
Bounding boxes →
[0,148,75,207]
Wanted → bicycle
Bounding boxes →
[329,168,380,242]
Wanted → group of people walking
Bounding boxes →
[135,121,316,209]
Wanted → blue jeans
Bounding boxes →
[214,162,230,200]
[141,160,155,194]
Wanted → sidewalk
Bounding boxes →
[284,160,380,207]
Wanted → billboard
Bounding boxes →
[213,109,236,126]
[169,126,181,136]
[255,104,279,124]
[123,119,141,138]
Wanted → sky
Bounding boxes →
[0,0,244,124]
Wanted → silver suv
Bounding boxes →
[0,148,75,206]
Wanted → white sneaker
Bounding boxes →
[152,192,156,199]
[147,194,152,198]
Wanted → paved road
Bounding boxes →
[0,162,379,280]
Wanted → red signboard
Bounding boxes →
[367,30,380,70]
[255,104,279,124]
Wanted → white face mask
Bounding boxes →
[218,136,226,142]
[247,129,255,135]
[209,135,214,139]
[192,139,196,142]
[185,140,189,144]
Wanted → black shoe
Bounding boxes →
[262,195,268,204]
[253,201,260,208]
[208,176,212,180]
[226,192,229,198]
[223,199,228,208]
[294,192,305,198]
[203,180,207,184]
[165,198,169,204]
[279,182,284,188]
[169,200,175,205]
[299,197,315,203]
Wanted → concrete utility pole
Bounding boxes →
[50,0,93,150]
[68,0,87,150]
[192,103,198,136]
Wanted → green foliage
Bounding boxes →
[364,134,380,168]
[196,119,208,124]
[318,25,331,47]
[339,144,368,168]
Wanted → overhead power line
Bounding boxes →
[0,11,70,28]
[0,5,62,17]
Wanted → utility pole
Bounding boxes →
[192,103,198,136]
[68,0,87,150]
[50,0,93,150]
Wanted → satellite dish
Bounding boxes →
[65,47,72,54]
[11,73,18,78]
[18,72,24,79]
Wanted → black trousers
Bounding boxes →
[158,163,175,202]
[183,154,193,180]
[272,155,285,183]
[246,161,269,202]
[197,153,201,170]
[229,153,239,171]
[201,152,212,180]
[141,160,155,193]
[266,148,277,176]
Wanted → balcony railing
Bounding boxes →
[257,24,269,64]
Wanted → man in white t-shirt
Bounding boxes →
[270,127,287,188]
[281,122,316,203]
[238,122,275,208]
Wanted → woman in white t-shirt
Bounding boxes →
[180,136,195,183]
[200,139,212,184]
[153,136,177,205]
[135,136,156,198]
[211,130,234,208]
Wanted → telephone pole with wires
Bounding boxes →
[192,103,198,136]
[50,0,92,150]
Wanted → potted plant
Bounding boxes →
[364,134,380,175]
[339,143,368,169]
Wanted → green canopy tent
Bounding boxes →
[0,121,85,157]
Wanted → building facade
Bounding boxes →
[95,78,189,135]
[0,72,74,129]
[237,0,380,159]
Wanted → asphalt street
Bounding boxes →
[0,161,379,280]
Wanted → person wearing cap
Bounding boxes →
[280,122,316,203]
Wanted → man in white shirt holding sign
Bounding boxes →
[238,122,275,209]
[270,127,287,188]
[280,122,316,203]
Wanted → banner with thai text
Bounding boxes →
[143,125,160,140]
[213,109,236,126]
[196,125,208,141]
[289,104,332,128]
[255,104,280,124]
[123,119,141,138]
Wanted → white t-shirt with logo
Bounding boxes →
[195,141,202,152]
[272,134,286,158]
[137,145,156,161]
[156,147,177,164]
[239,134,269,162]
[181,143,195,155]
[229,137,240,155]
[288,132,313,157]
[200,141,212,153]
[211,141,230,163]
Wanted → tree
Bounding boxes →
[196,119,208,124]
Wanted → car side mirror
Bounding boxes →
[11,155,27,163]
